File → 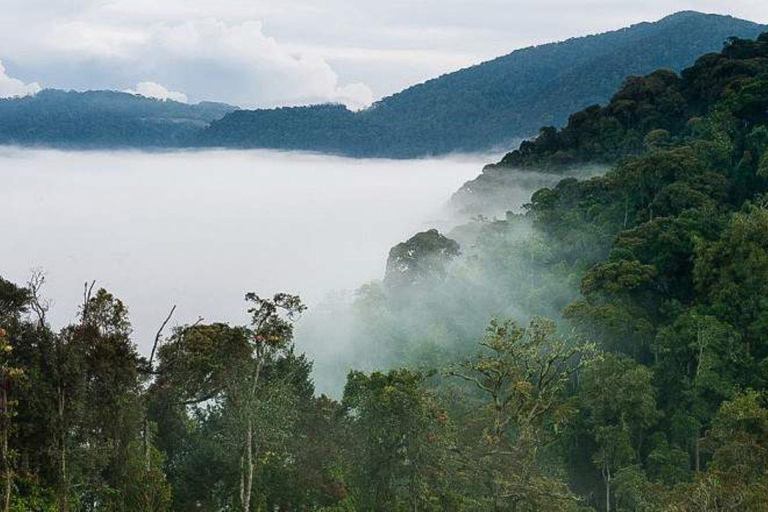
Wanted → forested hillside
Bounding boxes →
[0,90,235,148]
[200,11,766,157]
[4,32,768,511]
[0,12,762,155]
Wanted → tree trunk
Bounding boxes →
[623,195,629,228]
[145,304,175,474]
[694,431,701,473]
[57,386,68,512]
[239,454,245,510]
[3,471,9,512]
[239,419,255,511]
[241,418,254,512]
[1,388,11,512]
[240,356,263,512]
[604,466,611,512]
[144,416,151,471]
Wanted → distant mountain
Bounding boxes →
[0,89,235,148]
[199,11,767,157]
[0,12,764,155]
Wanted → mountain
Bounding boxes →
[5,30,768,512]
[454,30,768,215]
[199,11,767,157]
[0,12,764,155]
[0,89,236,148]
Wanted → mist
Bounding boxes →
[0,148,485,351]
[1,147,604,396]
[297,163,605,395]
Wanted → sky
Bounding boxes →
[0,1,767,109]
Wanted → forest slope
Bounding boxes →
[0,89,235,148]
[200,11,766,157]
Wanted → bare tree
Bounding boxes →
[80,281,96,327]
[144,305,176,470]
[26,269,50,328]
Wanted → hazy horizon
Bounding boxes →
[1,3,766,110]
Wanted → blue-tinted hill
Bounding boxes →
[0,89,235,148]
[199,11,767,157]
[0,12,764,155]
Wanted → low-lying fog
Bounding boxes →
[1,148,489,345]
[2,147,581,393]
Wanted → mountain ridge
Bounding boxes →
[0,11,764,155]
[0,89,236,148]
[199,11,767,157]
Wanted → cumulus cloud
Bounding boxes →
[0,60,41,98]
[42,18,374,109]
[124,81,188,102]
[1,0,766,105]
[149,19,375,109]
[334,82,374,111]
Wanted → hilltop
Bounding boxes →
[200,11,767,157]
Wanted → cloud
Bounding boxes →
[333,82,374,111]
[1,1,766,105]
[0,61,41,98]
[146,19,375,109]
[42,18,375,109]
[49,21,149,59]
[124,81,188,102]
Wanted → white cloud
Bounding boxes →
[146,19,375,109]
[333,82,374,111]
[0,1,766,105]
[0,60,41,98]
[124,81,188,102]
[40,18,375,109]
[49,21,149,59]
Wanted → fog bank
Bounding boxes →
[1,148,485,350]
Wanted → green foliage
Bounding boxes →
[449,318,595,510]
[394,31,768,508]
[694,202,768,370]
[9,26,768,512]
[572,355,660,510]
[113,441,171,511]
[663,391,768,510]
[343,369,454,510]
[385,229,461,288]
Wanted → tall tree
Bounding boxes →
[451,318,595,510]
[577,354,659,512]
[343,369,453,510]
[152,293,305,511]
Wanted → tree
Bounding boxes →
[0,278,27,511]
[60,288,164,510]
[577,354,659,512]
[152,293,305,511]
[451,318,595,510]
[653,310,745,471]
[0,322,24,511]
[343,369,453,510]
[694,202,768,372]
[385,229,460,288]
[236,293,305,511]
[664,391,768,510]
